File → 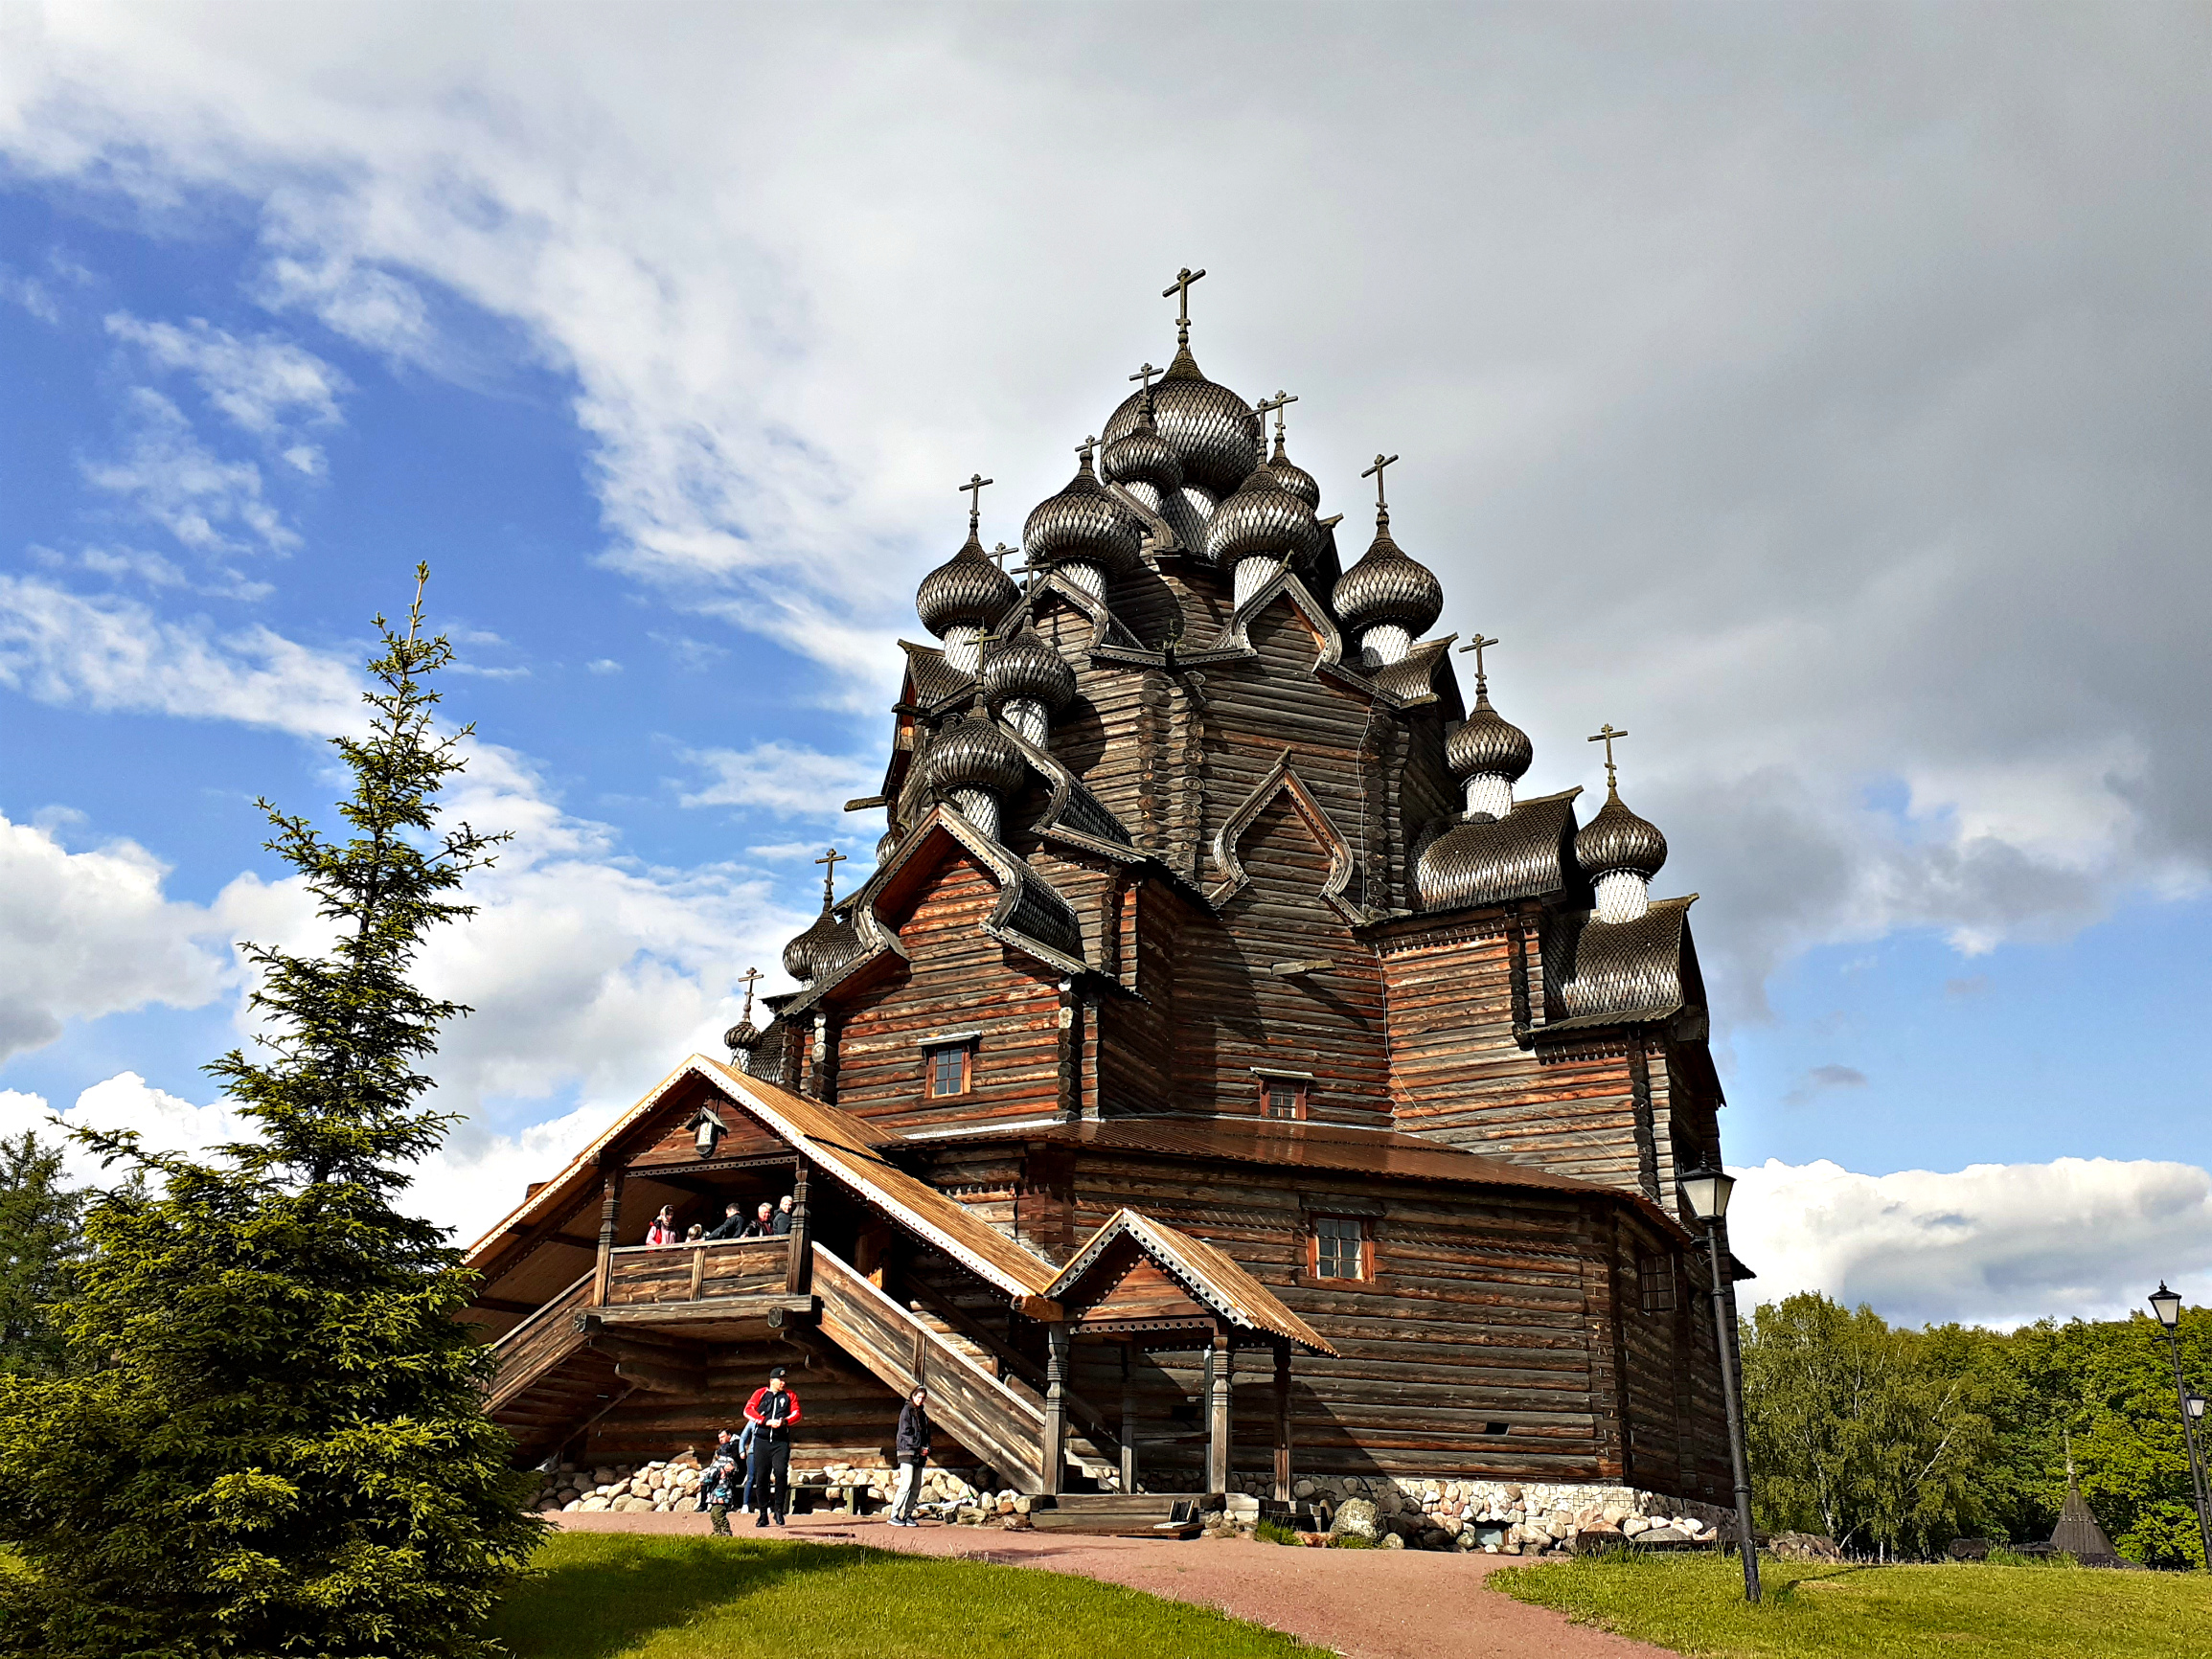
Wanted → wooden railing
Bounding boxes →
[487,1269,595,1408]
[605,1238,787,1307]
[813,1244,1046,1492]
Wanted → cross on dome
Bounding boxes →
[814,846,848,908]
[1256,389,1298,443]
[1459,632,1500,693]
[1161,266,1206,346]
[1361,452,1400,517]
[1586,722,1629,792]
[957,472,993,532]
[736,966,763,1022]
[1129,362,1163,392]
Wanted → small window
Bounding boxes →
[1262,1078,1307,1121]
[1311,1215,1367,1281]
[1640,1252,1676,1315]
[925,1043,972,1099]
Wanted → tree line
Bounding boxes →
[1741,1288,2211,1566]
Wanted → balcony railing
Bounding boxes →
[604,1236,790,1307]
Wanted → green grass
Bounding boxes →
[1492,1549,2212,1659]
[489,1532,1333,1659]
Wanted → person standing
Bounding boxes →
[704,1201,748,1240]
[701,1442,741,1535]
[744,1201,776,1238]
[744,1365,802,1527]
[645,1205,678,1246]
[888,1386,931,1527]
[772,1194,795,1237]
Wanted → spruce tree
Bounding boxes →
[0,569,541,1658]
[0,1130,88,1377]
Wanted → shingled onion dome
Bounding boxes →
[1024,443,1143,601]
[1334,508,1442,668]
[783,901,859,986]
[979,624,1076,745]
[1205,464,1324,607]
[922,708,1028,841]
[1576,784,1669,924]
[1100,391,1184,518]
[1447,690,1534,821]
[722,1014,764,1073]
[1100,341,1263,499]
[916,521,1018,673]
[1265,427,1322,511]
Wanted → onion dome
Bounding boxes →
[1447,691,1534,784]
[1334,514,1443,639]
[979,625,1076,717]
[1203,464,1323,570]
[1023,447,1143,579]
[1575,786,1669,881]
[916,524,1018,640]
[922,710,1028,801]
[783,904,857,985]
[722,1016,763,1054]
[1266,433,1321,511]
[1101,398,1184,493]
[1100,345,1262,497]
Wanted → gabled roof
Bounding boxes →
[1048,1207,1335,1356]
[464,1055,1060,1304]
[899,640,976,714]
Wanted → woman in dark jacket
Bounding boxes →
[887,1386,930,1527]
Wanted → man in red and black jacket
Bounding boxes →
[744,1365,802,1526]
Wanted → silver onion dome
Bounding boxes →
[979,625,1076,716]
[1100,345,1262,497]
[1203,465,1323,570]
[1101,401,1184,492]
[1447,691,1534,784]
[1265,432,1321,511]
[1023,452,1143,579]
[1575,787,1669,881]
[916,525,1019,640]
[722,1017,763,1054]
[1334,517,1444,638]
[922,710,1029,801]
[783,905,858,985]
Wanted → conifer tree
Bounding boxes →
[0,1130,88,1377]
[0,569,541,1658]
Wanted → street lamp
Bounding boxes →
[1681,1165,1759,1604]
[2147,1283,2212,1572]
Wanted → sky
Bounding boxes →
[0,2,2206,1329]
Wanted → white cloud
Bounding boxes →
[80,389,296,555]
[104,311,349,436]
[0,1073,249,1186]
[1728,1156,2212,1329]
[0,575,359,734]
[678,740,877,816]
[0,261,58,323]
[0,816,226,1060]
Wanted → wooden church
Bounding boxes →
[465,272,1746,1513]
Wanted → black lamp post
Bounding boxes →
[2149,1283,2212,1570]
[1681,1165,1759,1604]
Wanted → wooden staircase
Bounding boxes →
[1026,1493,1204,1537]
[485,1273,626,1465]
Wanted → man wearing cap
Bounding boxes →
[744,1365,802,1527]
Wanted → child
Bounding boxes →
[701,1447,741,1535]
[684,1223,705,1242]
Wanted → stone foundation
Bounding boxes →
[1219,1473,1738,1556]
[532,1458,993,1515]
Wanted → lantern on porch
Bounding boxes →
[690,1106,727,1159]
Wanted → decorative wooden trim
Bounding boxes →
[1207,749,1365,922]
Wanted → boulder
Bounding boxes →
[1292,1479,1316,1499]
[1769,1532,1844,1563]
[1380,1533,1405,1550]
[1328,1497,1382,1544]
[1417,1528,1454,1552]
[1638,1526,1690,1546]
[579,1496,611,1513]
[1622,1514,1651,1536]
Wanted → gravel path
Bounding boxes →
[552,1510,1674,1659]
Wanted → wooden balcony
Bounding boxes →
[590,1237,812,1341]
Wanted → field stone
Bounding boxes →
[1380,1533,1405,1550]
[1327,1497,1381,1544]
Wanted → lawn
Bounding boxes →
[1492,1549,2212,1659]
[489,1532,1333,1659]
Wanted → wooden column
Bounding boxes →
[1119,1343,1139,1495]
[1041,1322,1070,1498]
[1272,1341,1292,1503]
[590,1164,625,1306]
[1627,1035,1660,1203]
[1206,1327,1233,1496]
[1508,902,1535,1046]
[784,1162,811,1294]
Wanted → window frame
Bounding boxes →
[1306,1214,1370,1283]
[923,1040,974,1101]
[1639,1250,1677,1315]
[1259,1076,1309,1122]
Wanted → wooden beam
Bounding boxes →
[1206,1326,1232,1497]
[1120,1343,1138,1496]
[785,1161,811,1295]
[591,1164,624,1306]
[1041,1321,1069,1499]
[1272,1340,1292,1504]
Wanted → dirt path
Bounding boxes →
[553,1511,1673,1659]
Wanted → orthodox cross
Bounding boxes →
[1162,266,1205,343]
[1586,723,1629,791]
[989,541,1019,570]
[957,472,993,534]
[1129,361,1163,392]
[1458,632,1500,693]
[1076,434,1099,469]
[1256,389,1297,445]
[1361,452,1400,511]
[814,846,847,908]
[736,966,763,1023]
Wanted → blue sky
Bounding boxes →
[1,5,2206,1328]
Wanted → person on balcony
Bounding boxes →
[684,1223,705,1242]
[773,1194,795,1236]
[745,1366,802,1527]
[743,1201,777,1238]
[703,1201,748,1240]
[645,1205,678,1247]
[888,1386,931,1527]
